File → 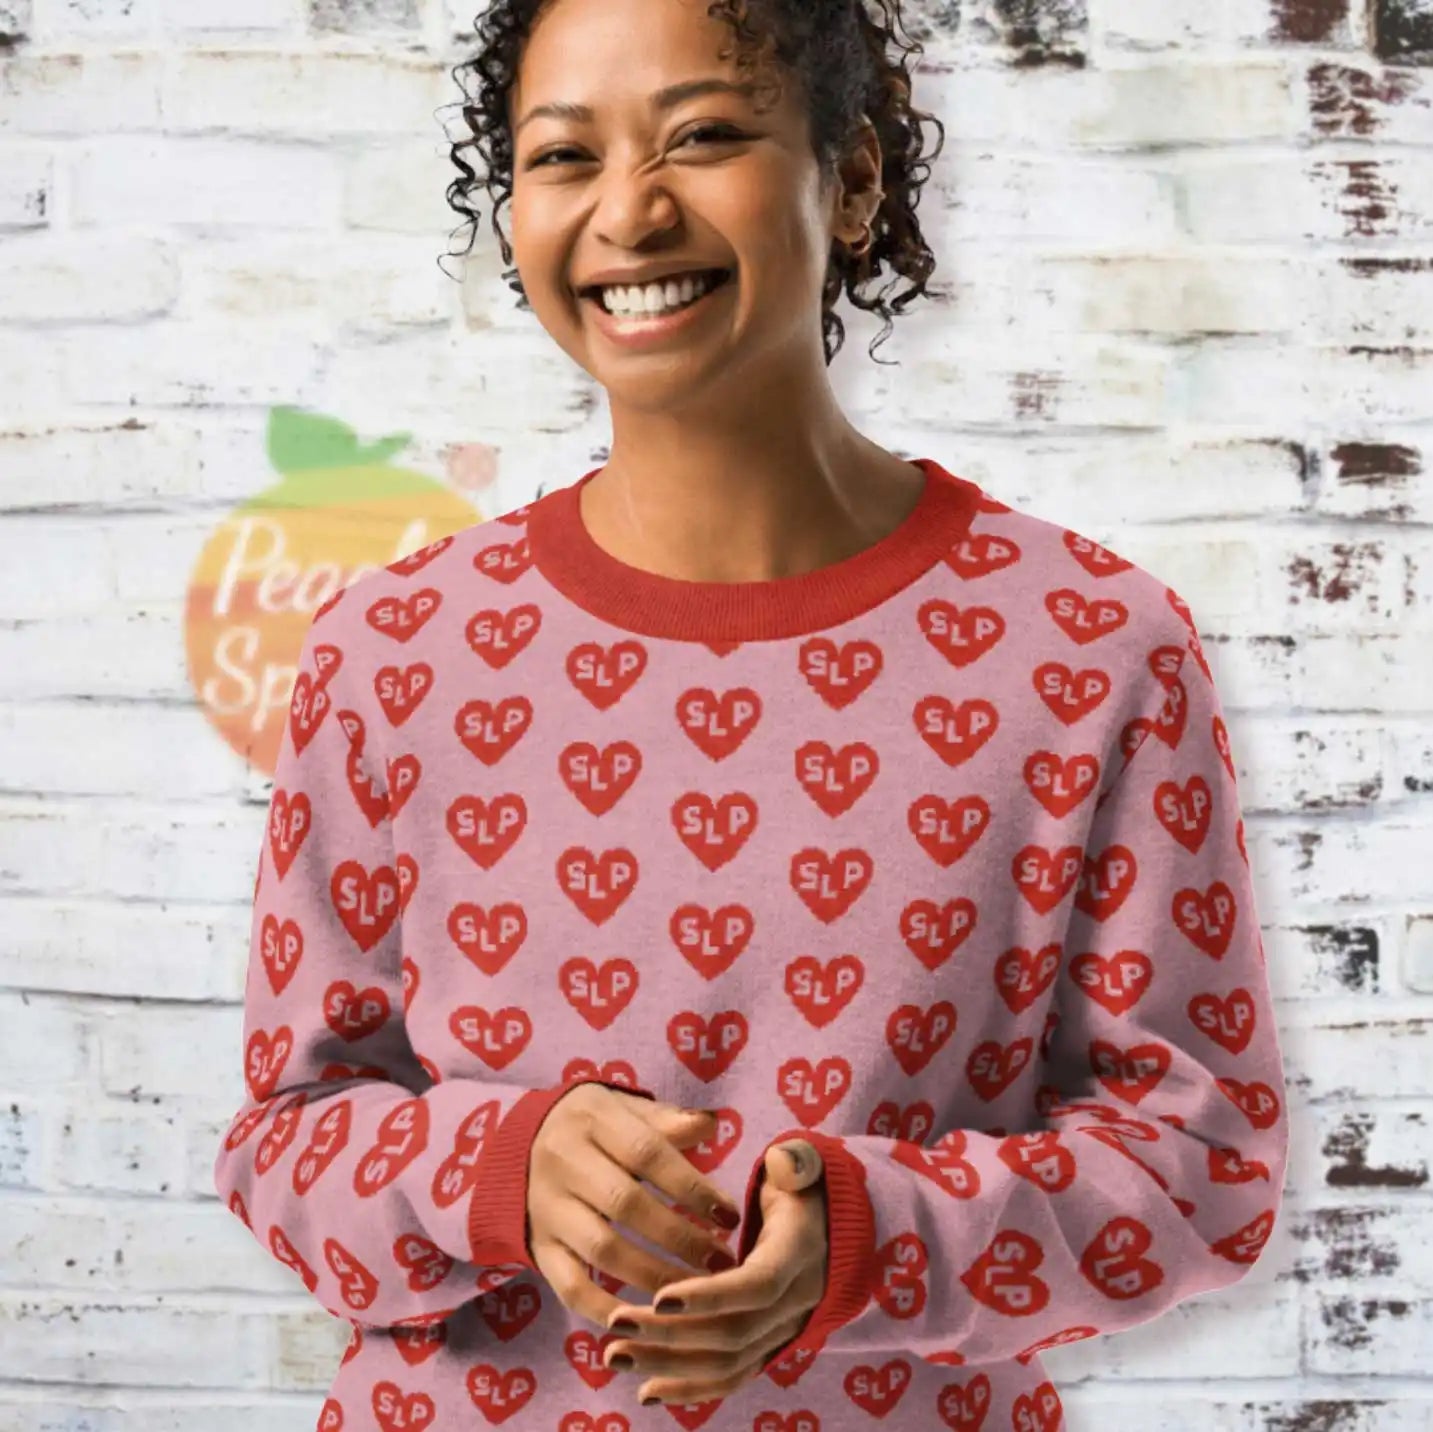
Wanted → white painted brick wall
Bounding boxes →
[1,0,1431,1426]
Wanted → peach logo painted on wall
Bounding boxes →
[185,406,490,777]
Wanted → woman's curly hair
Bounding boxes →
[439,0,945,367]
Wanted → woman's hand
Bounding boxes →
[599,1138,829,1407]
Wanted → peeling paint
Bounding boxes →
[1309,924,1380,990]
[1009,370,1062,420]
[1308,62,1420,137]
[1285,541,1384,604]
[1373,0,1433,60]
[1271,0,1349,45]
[1262,1402,1389,1432]
[1323,1111,1428,1189]
[1313,158,1401,239]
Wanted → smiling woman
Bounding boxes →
[441,0,946,371]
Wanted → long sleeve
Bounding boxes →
[737,604,1289,1365]
[212,594,654,1329]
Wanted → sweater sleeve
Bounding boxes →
[212,597,655,1329]
[737,610,1289,1365]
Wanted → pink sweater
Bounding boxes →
[214,457,1288,1431]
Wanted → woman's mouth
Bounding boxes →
[578,267,735,348]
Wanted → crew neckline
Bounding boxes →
[523,456,982,642]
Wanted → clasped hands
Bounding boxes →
[600,1137,828,1407]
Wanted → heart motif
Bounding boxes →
[1216,1077,1282,1130]
[464,1363,538,1422]
[478,1280,542,1343]
[563,1330,622,1391]
[558,739,642,815]
[244,1025,292,1100]
[1210,1208,1276,1265]
[966,1037,1033,1101]
[473,535,534,584]
[994,943,1061,1014]
[1044,588,1129,646]
[431,1099,501,1211]
[886,1001,958,1076]
[456,696,534,766]
[1063,530,1134,578]
[446,900,528,976]
[784,953,865,1027]
[795,739,880,816]
[1189,987,1256,1054]
[371,1380,436,1432]
[256,1090,305,1175]
[1208,1144,1270,1185]
[354,1099,429,1196]
[934,1371,992,1430]
[900,897,977,971]
[292,1100,350,1194]
[1155,775,1212,853]
[775,1054,852,1124]
[1079,1215,1163,1299]
[947,529,1022,580]
[960,1229,1050,1317]
[1032,661,1112,725]
[556,846,639,924]
[680,1105,743,1174]
[798,635,884,708]
[388,535,452,575]
[289,670,332,755]
[892,1130,980,1198]
[669,1010,750,1082]
[1090,1039,1171,1104]
[676,686,763,759]
[466,603,543,669]
[918,599,1007,668]
[267,790,311,881]
[374,662,434,727]
[1023,750,1100,819]
[869,1099,937,1142]
[392,1319,447,1367]
[996,1130,1076,1193]
[908,794,991,866]
[1011,1381,1063,1432]
[566,638,648,709]
[669,902,754,979]
[259,914,303,995]
[791,846,874,922]
[323,979,391,1042]
[386,754,422,818]
[871,1232,929,1319]
[843,1358,914,1416]
[672,791,759,871]
[912,694,1000,767]
[364,588,442,645]
[1173,880,1237,958]
[1012,844,1083,916]
[559,957,639,1031]
[1068,949,1152,1016]
[1073,843,1138,922]
[327,1236,379,1313]
[330,859,402,952]
[394,1232,454,1293]
[446,793,528,870]
[450,1004,534,1071]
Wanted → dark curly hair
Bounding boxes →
[438,0,946,367]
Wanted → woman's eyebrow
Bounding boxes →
[516,77,756,134]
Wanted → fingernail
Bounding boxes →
[785,1146,804,1173]
[640,1393,660,1406]
[705,1248,736,1273]
[653,1296,685,1314]
[609,1317,639,1334]
[607,1352,634,1371]
[712,1202,741,1230]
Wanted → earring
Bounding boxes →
[847,223,873,258]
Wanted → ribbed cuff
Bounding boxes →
[737,1129,876,1350]
[467,1078,657,1268]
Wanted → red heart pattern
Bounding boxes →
[216,462,1286,1430]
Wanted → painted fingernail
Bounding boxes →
[610,1317,639,1334]
[640,1393,660,1406]
[711,1202,741,1229]
[705,1248,737,1273]
[608,1353,634,1371]
[653,1296,685,1314]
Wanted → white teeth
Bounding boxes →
[598,271,721,317]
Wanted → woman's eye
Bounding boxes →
[527,124,744,169]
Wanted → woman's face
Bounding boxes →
[507,0,849,413]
